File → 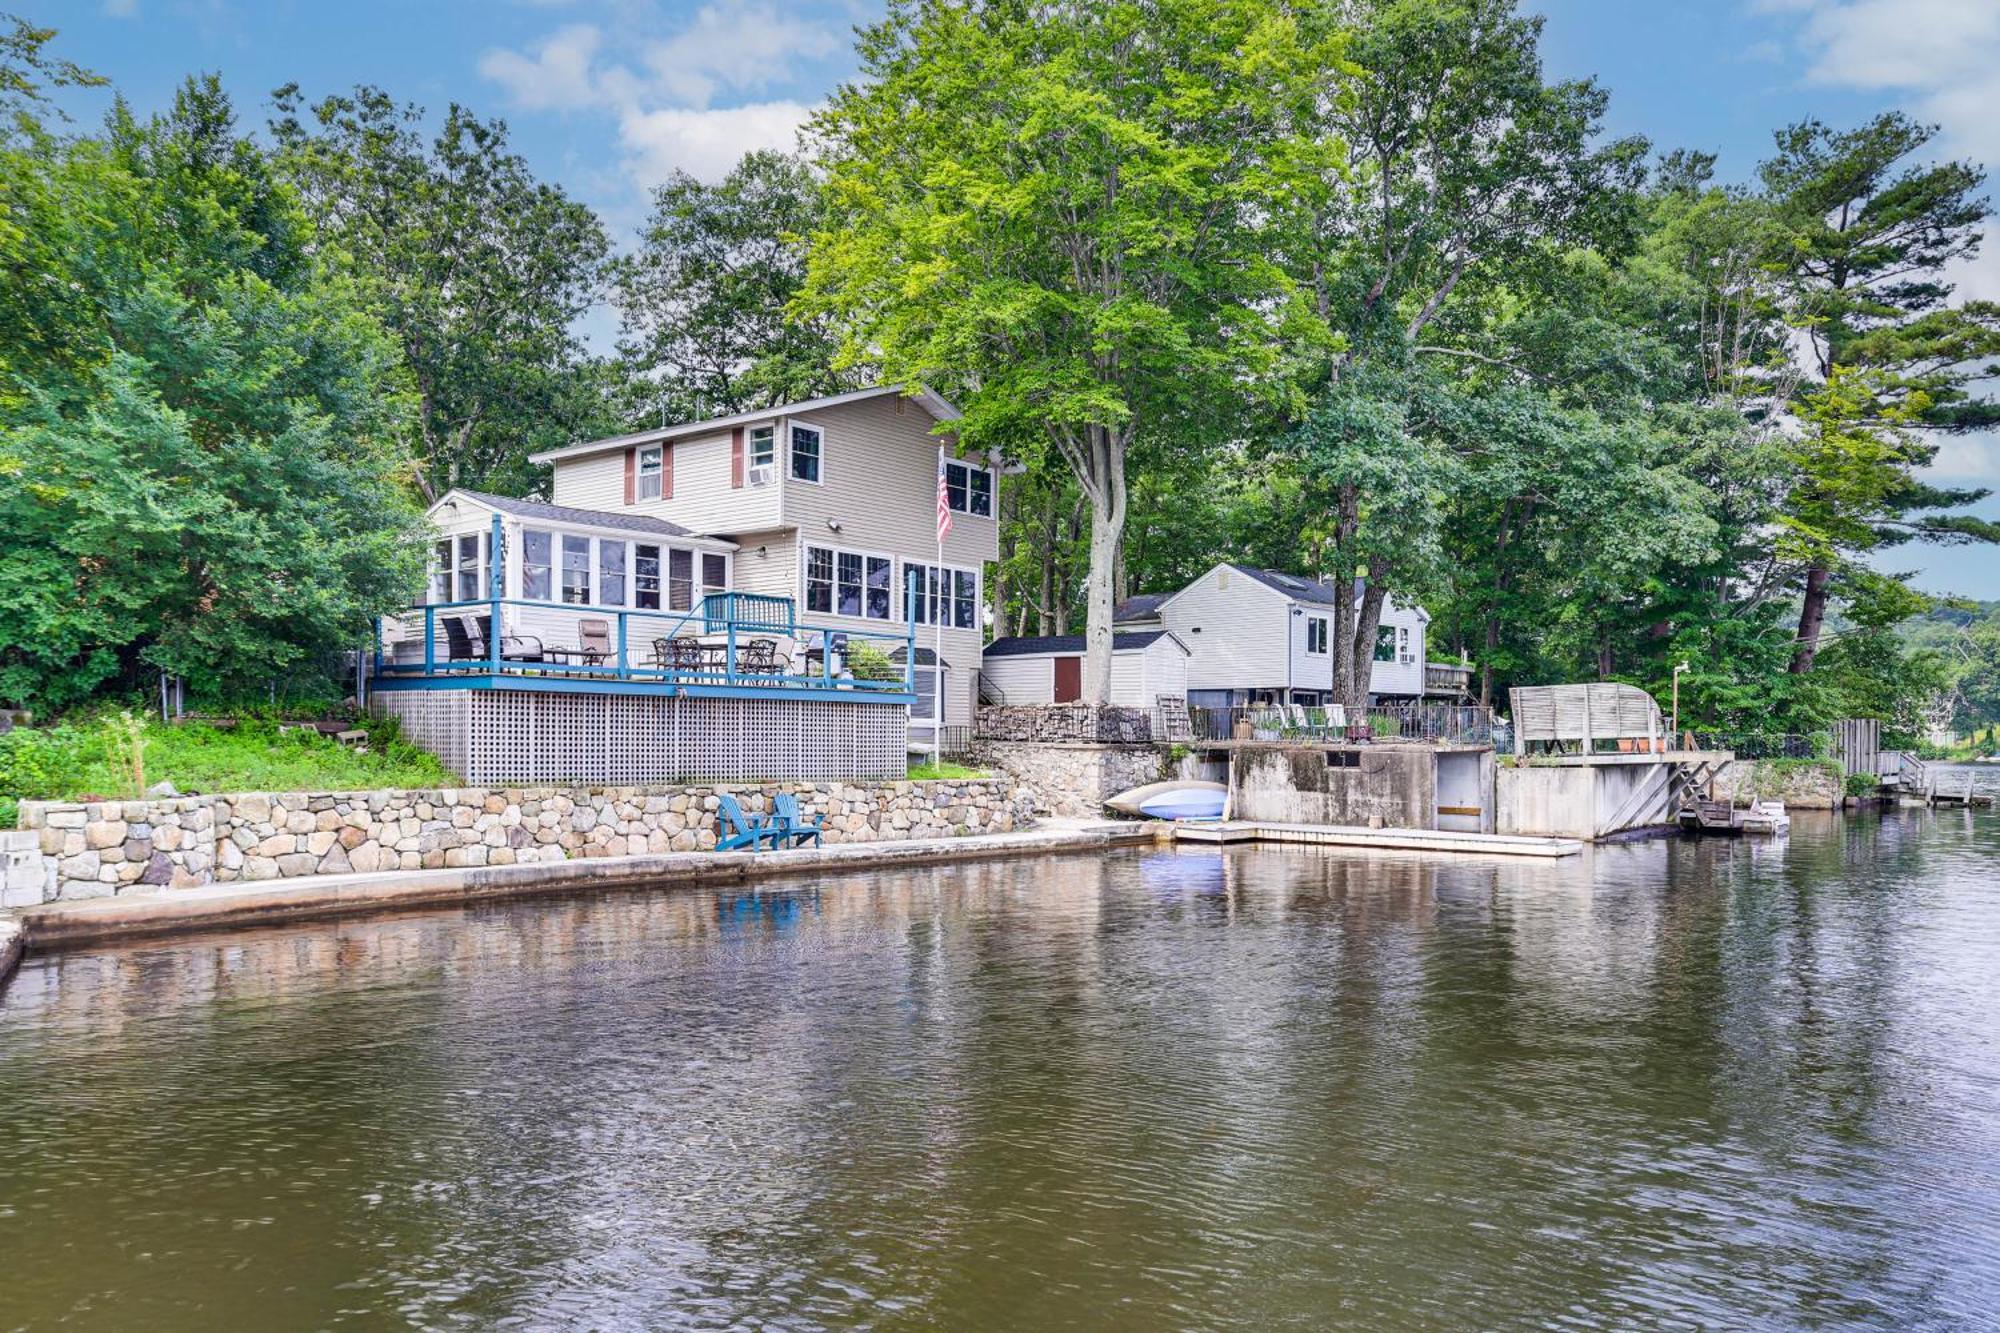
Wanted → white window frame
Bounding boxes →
[748,424,776,471]
[1305,615,1328,655]
[788,420,825,486]
[944,458,995,518]
[521,528,555,602]
[802,543,896,622]
[634,543,663,611]
[635,444,664,502]
[904,560,980,630]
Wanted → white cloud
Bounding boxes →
[479,2,835,188]
[643,3,841,108]
[102,0,138,16]
[618,100,814,184]
[478,25,616,114]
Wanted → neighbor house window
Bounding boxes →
[599,540,627,606]
[561,535,591,605]
[522,530,553,600]
[635,444,663,501]
[749,425,776,471]
[431,540,452,602]
[790,423,822,483]
[1398,626,1413,663]
[944,460,994,518]
[635,545,661,610]
[805,546,890,620]
[907,562,978,629]
[1374,625,1397,662]
[1306,616,1328,654]
[668,549,694,612]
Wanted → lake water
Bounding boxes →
[2,807,1997,1329]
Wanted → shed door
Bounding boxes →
[1053,656,1083,703]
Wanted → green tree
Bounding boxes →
[270,85,612,500]
[0,75,427,710]
[804,0,1334,702]
[615,151,860,420]
[1757,114,2000,669]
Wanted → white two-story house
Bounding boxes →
[1111,563,1466,709]
[510,385,1001,734]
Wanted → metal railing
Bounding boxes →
[374,592,917,697]
[1184,702,1493,746]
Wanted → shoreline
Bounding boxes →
[2,822,1165,973]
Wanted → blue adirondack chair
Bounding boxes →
[771,792,824,847]
[716,794,778,851]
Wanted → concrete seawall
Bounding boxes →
[3,823,1163,966]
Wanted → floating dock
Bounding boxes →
[1173,821,1583,858]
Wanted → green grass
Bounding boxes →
[0,711,452,826]
[907,759,990,781]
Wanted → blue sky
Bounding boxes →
[42,0,2000,599]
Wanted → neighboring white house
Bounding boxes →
[980,631,1191,708]
[517,385,1003,733]
[1112,563,1468,708]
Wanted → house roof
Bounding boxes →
[983,631,1184,657]
[1235,565,1343,605]
[526,384,962,465]
[1112,593,1172,622]
[445,490,710,541]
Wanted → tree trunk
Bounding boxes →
[1790,563,1832,673]
[1036,498,1057,635]
[1348,582,1388,714]
[1329,482,1359,707]
[1081,425,1128,705]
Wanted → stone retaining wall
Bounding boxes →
[976,741,1169,818]
[1710,759,1844,809]
[15,779,1034,904]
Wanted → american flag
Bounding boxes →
[935,448,953,545]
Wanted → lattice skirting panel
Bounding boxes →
[375,689,909,784]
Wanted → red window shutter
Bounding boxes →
[662,441,674,499]
[623,448,635,505]
[731,427,745,488]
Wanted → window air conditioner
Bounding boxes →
[748,463,776,487]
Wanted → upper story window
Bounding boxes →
[635,445,664,501]
[599,539,627,606]
[1373,625,1413,663]
[944,459,993,518]
[1306,616,1328,654]
[790,423,822,484]
[749,425,776,474]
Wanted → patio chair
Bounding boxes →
[441,615,479,661]
[468,614,544,663]
[740,638,788,677]
[547,617,611,669]
[716,794,779,852]
[771,792,824,848]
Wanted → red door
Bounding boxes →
[1053,656,1083,703]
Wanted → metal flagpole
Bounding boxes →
[935,446,952,757]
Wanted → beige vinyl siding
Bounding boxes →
[550,430,784,535]
[1367,602,1427,697]
[1158,564,1292,693]
[779,394,999,570]
[979,654,1056,705]
[1139,637,1190,702]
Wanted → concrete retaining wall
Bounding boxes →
[14,779,1034,904]
[1495,761,1674,840]
[976,741,1169,818]
[1230,745,1453,829]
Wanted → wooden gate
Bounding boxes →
[1833,718,1880,777]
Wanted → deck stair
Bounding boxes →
[1155,695,1193,744]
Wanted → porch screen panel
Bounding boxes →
[635,545,661,610]
[456,533,485,601]
[522,530,553,600]
[836,551,864,618]
[668,549,694,611]
[599,540,627,606]
[702,553,727,599]
[561,536,591,605]
[805,547,833,614]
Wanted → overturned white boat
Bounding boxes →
[1105,780,1226,821]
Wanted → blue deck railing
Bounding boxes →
[372,593,916,699]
